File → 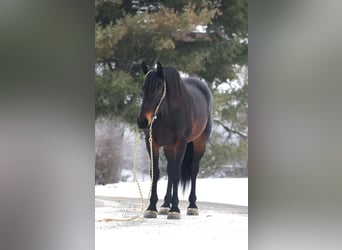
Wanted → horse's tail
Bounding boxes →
[180,142,193,192]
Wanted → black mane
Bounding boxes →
[162,66,187,102]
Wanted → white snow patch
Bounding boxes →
[195,24,207,33]
[95,177,248,206]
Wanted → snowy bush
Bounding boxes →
[95,118,124,184]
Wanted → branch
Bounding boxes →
[214,119,247,139]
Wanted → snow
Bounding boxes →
[95,177,248,206]
[95,178,248,250]
[195,24,207,33]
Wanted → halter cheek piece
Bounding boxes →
[144,70,167,129]
[144,70,153,78]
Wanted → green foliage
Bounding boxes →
[208,0,247,39]
[95,2,218,70]
[95,70,140,123]
[95,0,123,26]
[95,22,127,62]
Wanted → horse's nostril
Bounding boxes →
[137,116,148,129]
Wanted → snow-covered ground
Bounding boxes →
[96,177,248,206]
[95,178,248,250]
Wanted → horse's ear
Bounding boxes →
[157,62,164,78]
[142,61,149,75]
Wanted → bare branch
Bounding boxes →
[214,119,247,139]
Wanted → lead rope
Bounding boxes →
[97,128,146,222]
[97,76,166,223]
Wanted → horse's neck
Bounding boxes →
[165,85,190,113]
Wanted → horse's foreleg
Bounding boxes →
[159,147,173,214]
[144,141,160,218]
[159,179,172,215]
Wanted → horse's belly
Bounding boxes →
[187,117,208,142]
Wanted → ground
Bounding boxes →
[95,178,248,250]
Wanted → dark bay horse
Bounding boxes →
[137,62,212,219]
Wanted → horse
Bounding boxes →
[137,62,212,219]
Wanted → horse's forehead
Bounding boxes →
[144,73,161,87]
[146,71,157,80]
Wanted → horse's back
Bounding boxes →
[183,77,212,108]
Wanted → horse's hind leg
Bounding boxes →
[187,135,206,216]
[162,144,187,219]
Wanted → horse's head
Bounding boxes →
[137,62,166,129]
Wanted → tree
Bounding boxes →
[202,65,248,176]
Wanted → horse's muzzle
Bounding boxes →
[137,116,148,129]
[137,112,153,129]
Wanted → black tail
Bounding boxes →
[180,142,194,192]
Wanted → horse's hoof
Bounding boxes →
[167,211,181,220]
[143,210,158,218]
[187,208,199,216]
[159,207,170,215]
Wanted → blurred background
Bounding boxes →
[3,0,342,249]
[94,0,248,184]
